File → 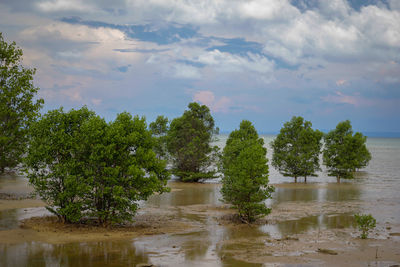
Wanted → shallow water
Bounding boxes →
[0,136,399,266]
[0,172,32,196]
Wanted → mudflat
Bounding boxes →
[1,190,400,266]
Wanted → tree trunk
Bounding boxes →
[304,176,307,183]
[337,176,340,183]
[294,176,297,183]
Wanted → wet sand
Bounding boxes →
[0,212,193,245]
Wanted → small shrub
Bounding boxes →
[354,213,376,239]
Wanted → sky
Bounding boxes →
[1,0,399,134]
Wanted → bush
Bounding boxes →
[25,107,169,225]
[354,213,376,239]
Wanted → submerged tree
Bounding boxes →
[167,102,219,182]
[25,107,169,225]
[271,116,323,183]
[0,32,43,173]
[220,120,274,223]
[323,120,371,183]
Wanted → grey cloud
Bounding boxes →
[0,0,37,12]
[113,48,170,53]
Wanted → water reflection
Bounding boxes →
[147,182,222,207]
[0,173,32,195]
[261,213,356,238]
[271,183,362,206]
[0,209,17,230]
[0,207,49,230]
[324,183,361,202]
[0,241,151,267]
[272,186,320,202]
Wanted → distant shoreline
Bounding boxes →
[217,132,400,138]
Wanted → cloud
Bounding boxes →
[1,0,400,132]
[197,49,274,75]
[389,0,400,11]
[336,79,347,86]
[172,64,202,79]
[239,0,299,20]
[61,88,83,102]
[91,98,102,106]
[36,0,95,13]
[321,91,368,107]
[193,90,232,113]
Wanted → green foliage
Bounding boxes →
[271,116,323,183]
[24,107,95,223]
[167,102,219,182]
[323,120,371,183]
[221,120,274,223]
[0,32,43,173]
[354,213,376,239]
[149,115,169,160]
[25,107,169,225]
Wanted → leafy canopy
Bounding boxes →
[271,116,323,183]
[0,32,43,173]
[25,107,169,225]
[323,120,371,182]
[167,102,219,182]
[221,120,274,223]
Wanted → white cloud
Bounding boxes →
[336,79,347,86]
[24,0,400,67]
[318,0,351,19]
[172,64,202,79]
[239,0,299,20]
[351,6,400,49]
[197,50,274,74]
[20,22,125,44]
[36,0,94,12]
